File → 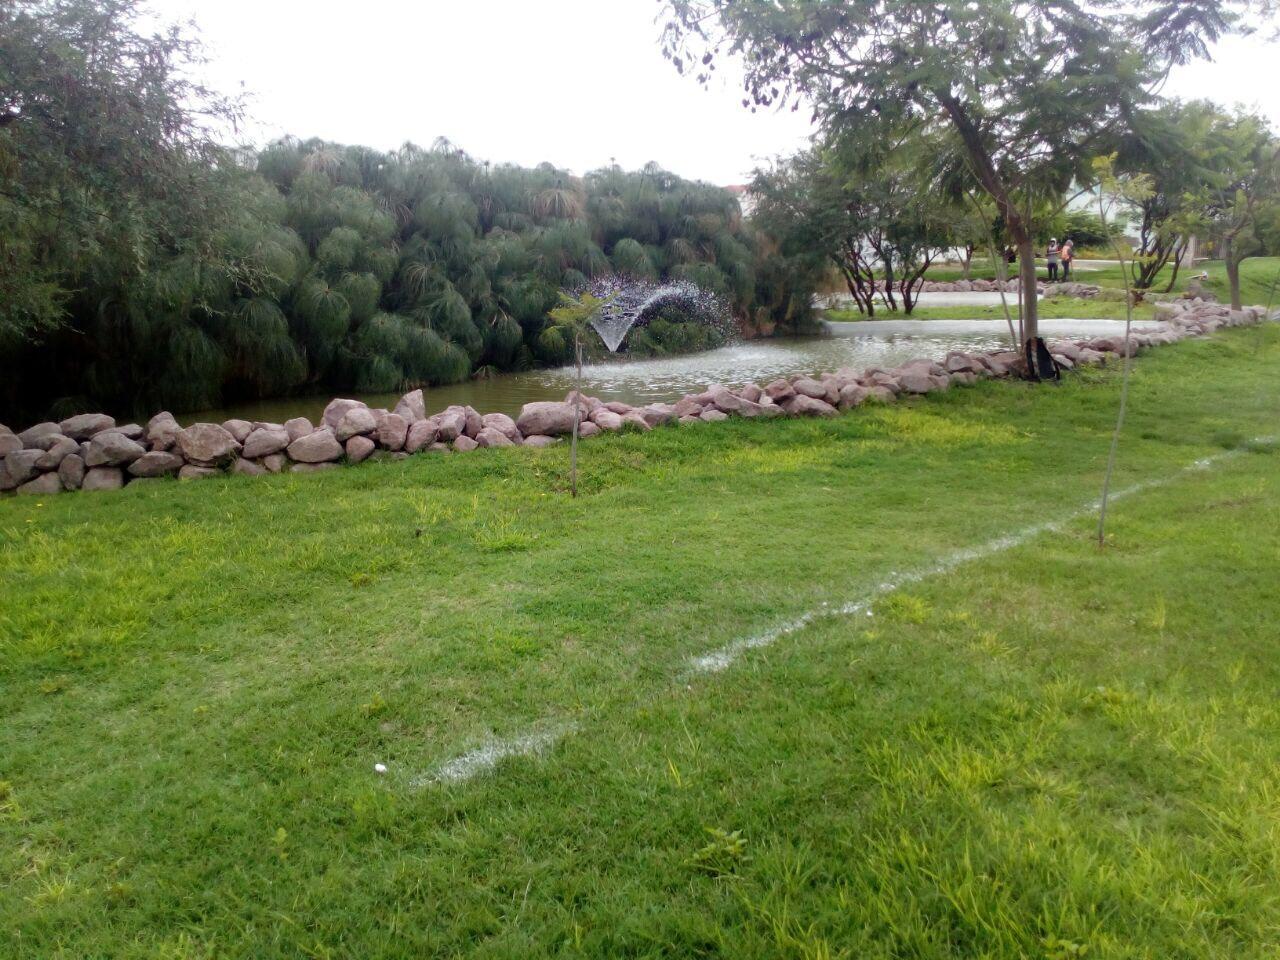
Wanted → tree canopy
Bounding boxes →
[660,0,1267,343]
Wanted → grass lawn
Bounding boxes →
[3,325,1280,957]
[823,257,1280,324]
[826,296,1152,324]
[921,254,1280,296]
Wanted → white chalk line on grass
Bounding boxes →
[410,724,575,787]
[414,439,1271,783]
[688,441,1271,675]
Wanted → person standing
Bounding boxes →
[1060,238,1074,281]
[1047,239,1060,282]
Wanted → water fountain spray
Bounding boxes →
[559,276,727,496]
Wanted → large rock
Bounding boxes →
[178,465,221,480]
[516,401,577,437]
[84,431,146,467]
[460,406,483,439]
[944,352,986,375]
[435,407,468,441]
[284,417,314,442]
[31,431,72,451]
[578,421,601,439]
[177,422,240,466]
[335,406,378,442]
[146,412,180,451]
[565,391,604,417]
[640,404,677,427]
[452,435,479,452]
[673,397,704,419]
[345,436,376,463]
[781,395,838,417]
[287,428,343,464]
[708,385,744,414]
[261,453,289,474]
[18,422,61,448]
[241,427,290,460]
[374,411,408,451]
[35,436,78,470]
[621,410,652,431]
[17,472,63,496]
[0,432,22,457]
[591,409,624,431]
[838,384,869,410]
[59,412,116,441]
[393,389,426,423]
[221,419,254,443]
[58,454,86,490]
[763,379,796,402]
[322,398,367,432]
[290,462,338,474]
[404,418,439,453]
[899,371,943,395]
[231,457,266,477]
[522,435,559,448]
[82,467,124,492]
[115,423,144,441]
[791,378,827,400]
[700,408,729,422]
[5,449,43,485]
[475,427,515,448]
[480,412,520,442]
[128,451,184,478]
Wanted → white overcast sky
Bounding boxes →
[154,0,1279,186]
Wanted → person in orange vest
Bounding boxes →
[1060,238,1074,281]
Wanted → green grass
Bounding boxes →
[916,256,1280,304]
[826,295,1150,324]
[3,326,1280,957]
[823,257,1280,323]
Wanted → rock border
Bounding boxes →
[1,299,1271,497]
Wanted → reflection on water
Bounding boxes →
[185,318,1138,425]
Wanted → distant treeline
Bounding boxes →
[1,136,817,422]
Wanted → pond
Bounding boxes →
[184,317,1148,426]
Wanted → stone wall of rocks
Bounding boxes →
[0,299,1270,497]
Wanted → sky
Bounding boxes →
[153,0,1279,186]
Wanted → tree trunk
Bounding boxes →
[933,90,1039,349]
[878,244,897,312]
[1015,232,1039,348]
[1162,239,1187,294]
[961,244,973,280]
[1223,237,1243,310]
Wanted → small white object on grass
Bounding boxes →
[374,763,388,774]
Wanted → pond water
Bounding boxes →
[185,317,1144,426]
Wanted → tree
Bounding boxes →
[659,0,1260,349]
[1189,111,1280,310]
[1114,100,1232,292]
[0,0,242,344]
[543,290,611,498]
[1091,155,1154,547]
[753,128,955,317]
